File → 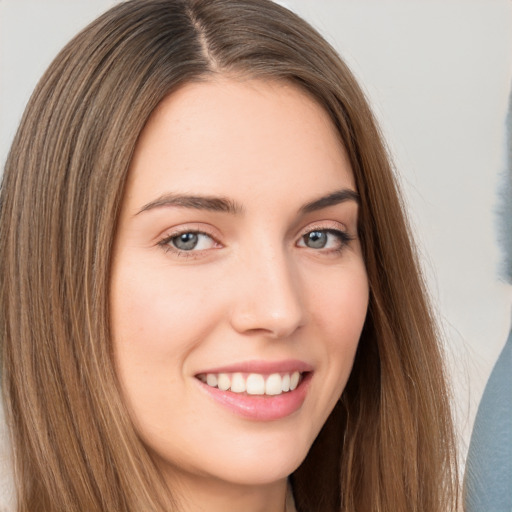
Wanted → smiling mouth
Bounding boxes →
[196,371,305,396]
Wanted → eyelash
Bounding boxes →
[157,226,353,257]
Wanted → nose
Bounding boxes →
[229,248,306,339]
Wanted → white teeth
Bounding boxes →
[230,373,246,393]
[290,371,300,391]
[246,374,265,395]
[265,373,282,395]
[199,370,305,396]
[281,374,290,392]
[206,374,218,387]
[217,373,230,391]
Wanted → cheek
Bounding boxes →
[110,258,216,355]
[109,264,197,408]
[109,267,204,434]
[307,261,369,391]
[310,261,369,342]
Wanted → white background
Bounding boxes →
[1,0,511,500]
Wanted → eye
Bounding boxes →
[297,229,352,251]
[160,231,217,252]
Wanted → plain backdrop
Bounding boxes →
[1,1,511,503]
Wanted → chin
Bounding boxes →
[209,435,312,486]
[152,430,313,489]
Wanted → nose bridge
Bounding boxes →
[229,240,305,338]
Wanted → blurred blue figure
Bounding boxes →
[464,86,512,512]
[465,331,512,511]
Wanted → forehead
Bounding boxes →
[125,77,355,210]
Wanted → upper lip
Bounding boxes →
[195,359,313,376]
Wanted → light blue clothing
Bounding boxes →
[465,328,512,511]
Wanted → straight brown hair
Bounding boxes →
[0,1,458,510]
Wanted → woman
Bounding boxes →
[0,0,458,510]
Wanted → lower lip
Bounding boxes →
[197,373,312,421]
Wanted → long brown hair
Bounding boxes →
[0,1,458,510]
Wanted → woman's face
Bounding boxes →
[110,78,368,496]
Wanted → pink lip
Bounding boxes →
[195,362,313,422]
[195,359,313,376]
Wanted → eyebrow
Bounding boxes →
[299,188,360,213]
[136,194,244,215]
[136,188,359,216]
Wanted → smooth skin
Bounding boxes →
[110,77,369,512]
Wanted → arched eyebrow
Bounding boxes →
[299,189,360,213]
[136,194,244,215]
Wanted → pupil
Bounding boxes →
[174,232,198,250]
[307,231,327,248]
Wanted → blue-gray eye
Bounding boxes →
[172,232,199,250]
[298,229,351,250]
[304,231,328,249]
[167,232,216,251]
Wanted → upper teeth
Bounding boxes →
[198,371,302,396]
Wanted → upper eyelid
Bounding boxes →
[158,231,218,248]
[156,223,220,242]
[297,228,353,243]
[296,220,350,237]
